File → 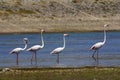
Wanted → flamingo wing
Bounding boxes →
[10,48,23,54]
[27,45,42,51]
[90,42,104,50]
[51,47,64,54]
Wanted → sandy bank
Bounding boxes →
[0,15,120,34]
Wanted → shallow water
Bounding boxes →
[0,31,120,67]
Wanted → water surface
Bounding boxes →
[0,32,120,67]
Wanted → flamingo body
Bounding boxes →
[51,47,64,54]
[90,42,104,50]
[27,45,43,52]
[10,48,24,54]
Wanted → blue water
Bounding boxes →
[0,32,120,67]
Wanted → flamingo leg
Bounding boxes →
[92,50,96,61]
[16,53,19,65]
[31,52,34,65]
[35,51,37,65]
[56,54,59,64]
[96,50,99,65]
[96,50,99,60]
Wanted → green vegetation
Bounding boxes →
[0,67,120,80]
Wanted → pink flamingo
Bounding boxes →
[90,24,109,60]
[10,38,28,65]
[50,34,69,64]
[27,29,44,65]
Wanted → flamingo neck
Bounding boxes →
[41,31,44,48]
[63,35,66,49]
[103,29,106,44]
[23,43,27,50]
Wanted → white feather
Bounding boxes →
[90,42,104,50]
[10,48,24,54]
[27,45,43,51]
[51,47,64,54]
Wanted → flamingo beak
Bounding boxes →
[26,41,28,44]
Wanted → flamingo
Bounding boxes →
[90,24,109,61]
[27,29,44,65]
[50,34,69,64]
[9,38,28,65]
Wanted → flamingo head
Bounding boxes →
[64,34,69,37]
[104,24,109,27]
[23,38,28,44]
[41,29,45,32]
